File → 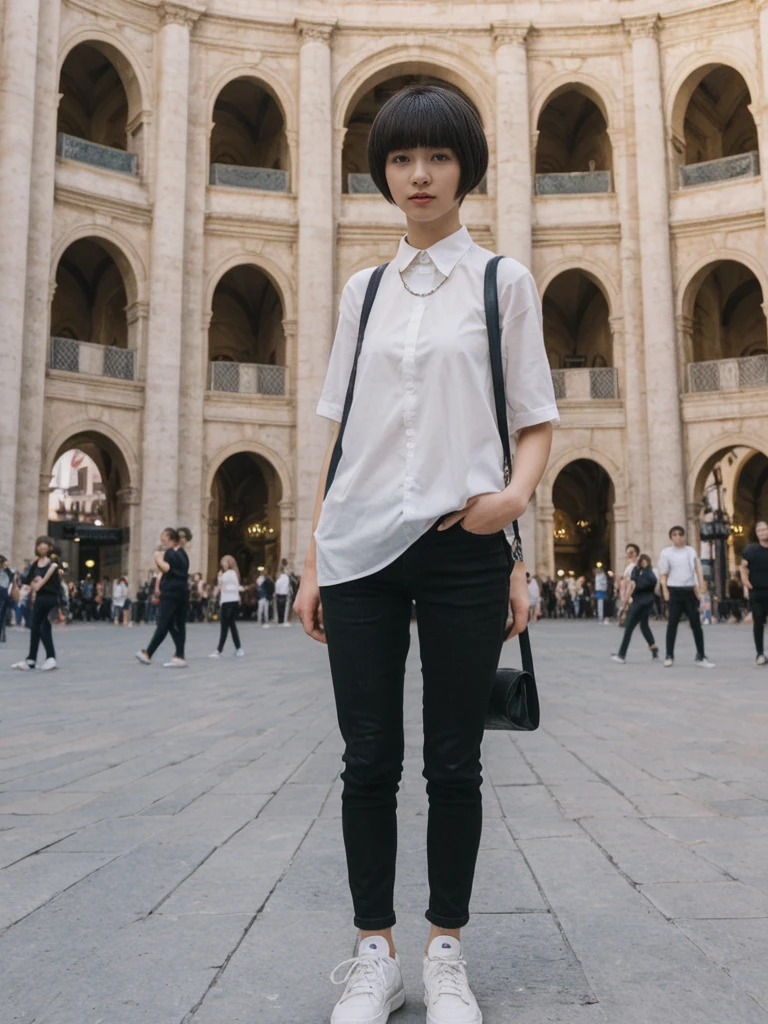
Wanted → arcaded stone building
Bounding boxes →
[1,0,767,586]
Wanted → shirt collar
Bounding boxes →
[394,225,473,277]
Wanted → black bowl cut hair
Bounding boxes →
[367,84,488,204]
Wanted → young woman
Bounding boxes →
[11,536,61,670]
[611,554,660,664]
[112,577,129,625]
[294,85,558,1024]
[135,528,188,667]
[209,555,244,657]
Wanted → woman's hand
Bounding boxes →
[294,567,326,644]
[438,489,527,535]
[506,561,530,640]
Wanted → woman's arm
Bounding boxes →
[31,560,58,592]
[153,550,170,573]
[294,422,340,644]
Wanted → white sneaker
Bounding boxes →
[208,651,222,658]
[610,654,625,664]
[235,648,245,657]
[663,657,674,668]
[695,657,715,669]
[423,936,482,1024]
[11,659,34,670]
[163,658,187,668]
[280,622,291,627]
[40,658,58,671]
[330,936,405,1024]
[757,654,767,666]
[262,623,271,629]
[135,650,151,665]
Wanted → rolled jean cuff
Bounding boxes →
[354,912,396,931]
[425,909,469,929]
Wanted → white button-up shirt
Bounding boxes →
[314,225,559,587]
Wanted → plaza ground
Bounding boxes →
[1,618,767,1024]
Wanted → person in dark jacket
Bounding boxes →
[612,554,660,663]
[11,536,61,671]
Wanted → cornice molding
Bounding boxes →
[294,18,336,45]
[623,15,661,42]
[160,2,206,29]
[54,183,151,225]
[204,211,298,244]
[669,208,765,238]
[491,23,531,50]
[533,223,621,246]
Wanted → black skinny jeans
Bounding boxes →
[750,593,768,656]
[27,593,58,662]
[320,521,512,931]
[146,595,185,659]
[218,601,241,653]
[666,587,705,660]
[618,599,656,658]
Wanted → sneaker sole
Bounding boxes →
[331,988,405,1024]
[425,996,481,1024]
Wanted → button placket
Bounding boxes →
[402,297,424,506]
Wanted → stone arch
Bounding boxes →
[667,54,760,151]
[51,226,146,309]
[204,439,294,508]
[335,47,493,134]
[678,250,768,322]
[531,75,616,135]
[46,419,139,489]
[537,259,618,319]
[207,64,295,137]
[58,31,149,128]
[687,433,768,508]
[205,253,295,322]
[542,445,626,512]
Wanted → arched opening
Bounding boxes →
[57,42,138,175]
[552,459,615,576]
[207,265,286,395]
[673,65,759,187]
[535,89,613,195]
[210,78,289,191]
[685,261,767,391]
[210,452,283,591]
[50,239,136,380]
[48,433,132,582]
[342,71,487,194]
[692,445,768,597]
[542,271,615,399]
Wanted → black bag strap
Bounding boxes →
[324,263,389,498]
[485,255,534,679]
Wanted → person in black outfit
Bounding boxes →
[740,520,768,665]
[11,536,62,671]
[612,554,659,663]
[135,528,189,668]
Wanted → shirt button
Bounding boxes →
[407,443,414,450]
[406,429,414,438]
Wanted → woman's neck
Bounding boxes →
[404,208,462,250]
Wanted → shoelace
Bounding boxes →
[330,955,390,1002]
[426,957,471,1004]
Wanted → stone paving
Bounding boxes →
[1,617,768,1024]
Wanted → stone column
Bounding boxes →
[141,1,202,559]
[294,19,336,563]
[626,16,686,557]
[117,486,142,585]
[0,0,42,559]
[492,24,538,566]
[754,1,768,214]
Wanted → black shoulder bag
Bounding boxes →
[324,257,540,733]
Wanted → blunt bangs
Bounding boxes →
[367,84,488,203]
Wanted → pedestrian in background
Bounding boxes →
[612,554,659,664]
[258,572,274,627]
[740,519,768,665]
[526,572,541,622]
[135,528,188,668]
[112,576,128,625]
[275,567,292,626]
[11,536,61,671]
[0,555,14,642]
[594,565,608,623]
[209,555,244,658]
[659,525,715,669]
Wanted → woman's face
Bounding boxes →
[385,147,462,224]
[160,530,172,547]
[36,542,50,558]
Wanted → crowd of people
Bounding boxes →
[1,530,299,671]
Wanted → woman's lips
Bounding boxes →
[409,196,435,205]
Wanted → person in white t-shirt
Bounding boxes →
[658,525,714,668]
[275,570,292,626]
[209,556,244,657]
[617,543,639,623]
[526,573,541,622]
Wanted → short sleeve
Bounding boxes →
[316,268,376,422]
[658,550,670,575]
[498,263,560,435]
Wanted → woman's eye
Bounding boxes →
[392,154,408,164]
[432,153,450,161]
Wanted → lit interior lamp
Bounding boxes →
[85,559,95,569]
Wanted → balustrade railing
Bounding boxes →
[209,361,287,396]
[50,337,136,381]
[679,151,760,188]
[535,170,613,195]
[56,132,138,176]
[550,366,618,401]
[209,164,289,191]
[687,353,768,393]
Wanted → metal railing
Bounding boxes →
[550,366,618,400]
[56,132,138,176]
[50,337,136,380]
[687,353,768,393]
[208,361,287,396]
[535,170,613,195]
[209,164,289,191]
[679,150,760,188]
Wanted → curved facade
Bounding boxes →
[1,0,767,583]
